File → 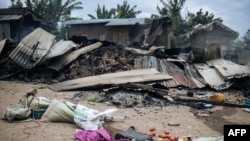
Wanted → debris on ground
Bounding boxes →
[0,21,250,141]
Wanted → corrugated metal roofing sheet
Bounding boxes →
[9,28,55,69]
[49,68,172,91]
[105,18,145,26]
[181,21,239,39]
[134,56,206,89]
[0,15,22,21]
[194,63,232,90]
[45,39,77,59]
[65,19,110,25]
[65,18,147,26]
[206,59,250,79]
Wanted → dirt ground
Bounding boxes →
[0,81,250,141]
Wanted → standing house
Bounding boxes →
[180,21,239,62]
[0,8,47,43]
[180,21,239,49]
[65,18,152,46]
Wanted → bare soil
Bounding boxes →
[0,81,250,141]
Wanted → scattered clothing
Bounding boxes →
[74,129,130,141]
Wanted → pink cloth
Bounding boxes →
[74,129,129,141]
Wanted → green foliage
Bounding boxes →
[88,0,141,19]
[88,4,116,19]
[185,9,223,31]
[25,0,83,31]
[151,6,168,18]
[230,29,250,51]
[159,0,186,26]
[9,0,23,8]
[243,29,250,49]
[232,39,245,51]
[114,0,141,18]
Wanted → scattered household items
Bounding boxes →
[1,88,38,121]
[1,88,52,122]
[74,104,117,130]
[208,93,225,103]
[0,20,250,141]
[115,126,152,141]
[142,126,180,141]
[40,99,75,123]
[74,129,130,141]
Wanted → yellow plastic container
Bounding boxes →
[208,93,225,103]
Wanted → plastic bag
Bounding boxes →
[2,107,31,121]
[40,99,76,123]
[30,97,51,109]
[1,89,36,121]
[74,104,117,130]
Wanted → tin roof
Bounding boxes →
[9,28,55,69]
[45,39,77,59]
[65,18,148,26]
[134,56,206,89]
[194,63,233,90]
[181,21,239,39]
[206,59,250,79]
[0,15,22,21]
[0,8,47,24]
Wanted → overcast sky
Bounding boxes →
[1,0,249,37]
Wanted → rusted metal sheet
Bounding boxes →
[194,63,232,90]
[206,59,250,79]
[9,28,55,69]
[48,42,102,71]
[48,68,172,91]
[134,56,206,89]
[184,63,206,88]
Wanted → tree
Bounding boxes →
[9,0,23,8]
[88,4,116,19]
[25,0,83,31]
[185,9,223,30]
[243,29,250,50]
[151,6,168,18]
[114,0,141,18]
[159,0,186,29]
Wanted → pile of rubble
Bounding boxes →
[1,28,250,105]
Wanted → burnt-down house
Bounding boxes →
[180,21,239,62]
[0,8,47,43]
[65,18,151,46]
[65,17,172,47]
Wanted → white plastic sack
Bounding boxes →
[74,104,117,130]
